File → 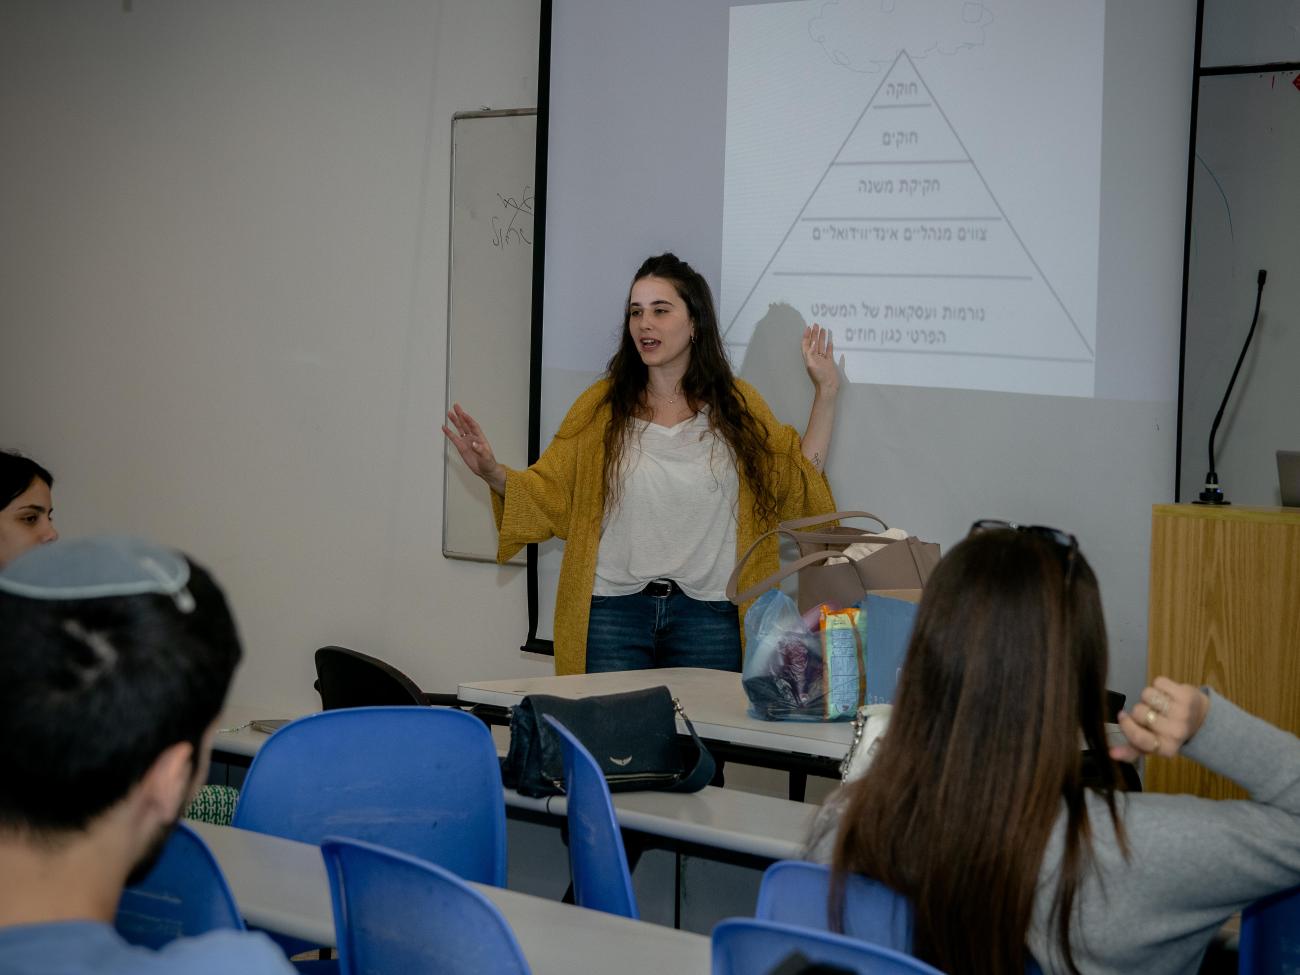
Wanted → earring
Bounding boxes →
[690,331,696,344]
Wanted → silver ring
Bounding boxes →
[1144,707,1158,729]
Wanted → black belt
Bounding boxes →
[642,579,681,598]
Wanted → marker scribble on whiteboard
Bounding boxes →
[492,186,534,249]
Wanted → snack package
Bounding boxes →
[821,606,865,720]
[801,601,838,633]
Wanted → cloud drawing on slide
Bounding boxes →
[809,0,994,72]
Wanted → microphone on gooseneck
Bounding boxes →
[1195,269,1268,505]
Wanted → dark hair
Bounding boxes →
[830,529,1125,975]
[601,253,779,524]
[0,558,242,834]
[1,450,54,510]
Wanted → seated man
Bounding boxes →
[0,537,294,973]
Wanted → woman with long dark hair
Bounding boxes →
[806,523,1300,975]
[444,253,839,674]
[0,451,57,568]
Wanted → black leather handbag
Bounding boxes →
[500,685,715,798]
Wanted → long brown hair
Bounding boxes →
[601,254,779,524]
[830,529,1126,975]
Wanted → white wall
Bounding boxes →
[0,0,549,712]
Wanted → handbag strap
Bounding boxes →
[667,700,716,793]
[726,527,796,603]
[726,546,852,606]
[726,525,805,603]
[778,510,889,533]
[726,513,893,597]
[779,511,896,547]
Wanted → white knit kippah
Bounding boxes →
[0,536,195,612]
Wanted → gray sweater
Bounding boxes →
[805,692,1300,974]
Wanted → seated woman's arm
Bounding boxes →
[1109,676,1210,762]
[1104,687,1300,934]
[1180,691,1300,813]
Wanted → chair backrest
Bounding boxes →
[756,860,912,951]
[115,821,245,948]
[713,918,944,975]
[314,645,426,709]
[322,837,530,975]
[1105,689,1126,723]
[232,706,507,886]
[1239,883,1300,974]
[757,861,1042,975]
[544,715,639,919]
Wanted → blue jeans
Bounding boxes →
[585,585,742,673]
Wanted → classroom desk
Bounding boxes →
[458,667,854,799]
[213,707,281,762]
[458,668,854,760]
[188,821,711,974]
[212,706,818,868]
[509,784,816,866]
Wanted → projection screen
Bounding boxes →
[528,0,1196,699]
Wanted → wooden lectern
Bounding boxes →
[1145,504,1300,798]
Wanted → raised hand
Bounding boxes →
[802,323,842,396]
[1109,676,1211,762]
[442,404,506,495]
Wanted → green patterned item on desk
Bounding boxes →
[185,784,239,825]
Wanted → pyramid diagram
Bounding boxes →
[726,50,1094,387]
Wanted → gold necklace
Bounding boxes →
[648,385,682,406]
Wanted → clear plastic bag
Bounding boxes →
[741,588,865,721]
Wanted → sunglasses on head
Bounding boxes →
[968,519,1080,580]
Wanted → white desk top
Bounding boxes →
[190,821,711,974]
[214,706,293,758]
[458,668,855,761]
[513,785,817,863]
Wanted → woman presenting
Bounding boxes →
[443,253,839,675]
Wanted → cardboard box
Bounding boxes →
[863,589,921,704]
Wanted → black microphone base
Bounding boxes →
[1195,472,1228,505]
[1191,498,1231,505]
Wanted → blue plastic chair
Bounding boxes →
[1239,883,1300,974]
[713,918,945,975]
[232,706,507,886]
[757,860,1042,975]
[115,821,244,948]
[757,860,912,951]
[321,836,530,975]
[544,715,639,919]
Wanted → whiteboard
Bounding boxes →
[443,110,536,564]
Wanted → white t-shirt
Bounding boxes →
[593,411,739,601]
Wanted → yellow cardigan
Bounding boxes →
[492,378,835,675]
